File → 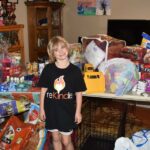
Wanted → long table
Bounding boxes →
[83,92,150,103]
[0,90,150,104]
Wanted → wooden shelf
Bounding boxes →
[0,24,25,64]
[0,24,24,32]
[25,1,64,61]
[8,45,23,51]
[36,26,48,30]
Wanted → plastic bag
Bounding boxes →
[114,130,150,150]
[82,37,109,69]
[98,58,139,96]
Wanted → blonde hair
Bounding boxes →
[47,36,70,63]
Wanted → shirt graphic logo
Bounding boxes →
[54,75,65,94]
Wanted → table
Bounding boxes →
[83,92,150,103]
[83,92,150,139]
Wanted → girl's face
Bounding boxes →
[53,42,69,61]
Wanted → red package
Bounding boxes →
[120,46,146,63]
[0,116,35,150]
[141,64,150,80]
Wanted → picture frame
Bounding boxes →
[7,0,18,4]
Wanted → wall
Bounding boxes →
[15,0,150,61]
[15,0,29,62]
[63,0,150,43]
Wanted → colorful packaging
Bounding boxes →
[24,103,40,124]
[69,43,83,70]
[145,79,150,93]
[141,64,150,80]
[120,46,146,63]
[141,32,150,49]
[98,58,139,96]
[84,71,105,94]
[0,98,30,118]
[23,123,46,150]
[143,49,150,64]
[0,116,35,150]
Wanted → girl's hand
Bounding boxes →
[75,112,82,124]
[40,108,46,121]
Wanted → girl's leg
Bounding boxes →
[61,134,74,150]
[51,131,62,150]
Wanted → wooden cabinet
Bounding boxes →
[0,24,25,63]
[25,1,64,62]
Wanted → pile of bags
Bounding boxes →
[81,34,149,96]
[0,103,47,150]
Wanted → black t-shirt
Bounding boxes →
[38,63,86,132]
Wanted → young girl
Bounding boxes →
[38,36,86,150]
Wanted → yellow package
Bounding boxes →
[84,63,94,72]
[84,71,105,94]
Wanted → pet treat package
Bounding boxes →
[141,64,150,80]
[24,103,40,124]
[69,43,83,70]
[0,116,35,150]
[0,98,30,118]
[141,32,150,49]
[143,49,150,64]
[120,46,146,63]
[145,79,150,93]
[24,122,46,150]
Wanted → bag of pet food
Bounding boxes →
[24,122,46,150]
[141,32,150,49]
[120,46,146,63]
[0,116,35,150]
[69,43,83,70]
[24,103,40,124]
[141,64,150,80]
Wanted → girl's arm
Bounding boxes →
[75,92,83,124]
[39,87,47,121]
